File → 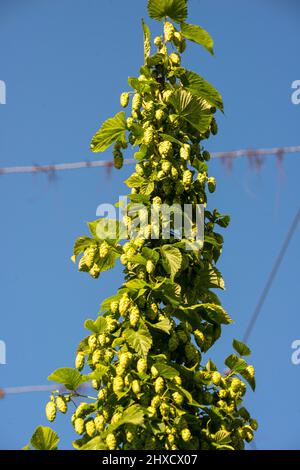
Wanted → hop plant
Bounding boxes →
[45,401,56,422]
[75,351,85,371]
[120,92,130,108]
[56,396,67,414]
[164,21,175,42]
[32,0,256,452]
[158,140,173,158]
[106,433,117,450]
[74,418,85,435]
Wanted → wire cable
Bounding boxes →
[0,145,299,176]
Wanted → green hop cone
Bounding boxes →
[180,143,191,161]
[126,116,134,129]
[113,376,124,393]
[89,263,100,279]
[143,126,155,145]
[75,351,85,371]
[132,380,141,395]
[85,419,96,437]
[182,170,193,187]
[45,401,56,422]
[161,160,172,174]
[120,92,130,108]
[231,377,241,393]
[169,52,181,66]
[172,392,184,406]
[151,395,161,409]
[181,428,192,442]
[74,417,85,435]
[164,21,175,42]
[154,36,162,47]
[106,433,117,450]
[110,300,119,314]
[137,358,148,374]
[56,396,67,414]
[132,93,142,111]
[129,308,140,328]
[146,259,155,274]
[88,334,98,351]
[207,177,216,193]
[212,371,222,386]
[94,415,105,432]
[84,246,97,269]
[158,140,173,158]
[154,377,164,395]
[98,388,107,402]
[119,293,131,316]
[99,241,109,258]
[92,349,102,365]
[173,31,186,53]
[114,154,124,170]
[111,412,122,425]
[155,109,165,122]
[160,402,170,418]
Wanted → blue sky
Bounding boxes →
[0,0,299,450]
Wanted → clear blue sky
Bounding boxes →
[0,0,299,450]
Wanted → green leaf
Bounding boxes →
[233,339,251,357]
[30,426,59,451]
[180,303,232,325]
[84,317,107,334]
[140,180,155,196]
[161,245,182,280]
[124,325,152,357]
[48,368,83,390]
[148,317,173,334]
[169,89,212,134]
[142,247,160,263]
[200,303,233,325]
[79,436,107,450]
[153,362,179,379]
[225,354,256,391]
[142,19,151,63]
[181,70,223,112]
[214,430,231,445]
[225,354,248,373]
[181,22,214,55]
[159,133,184,147]
[124,279,149,292]
[125,174,144,188]
[148,0,187,23]
[72,237,94,262]
[108,404,145,432]
[98,249,120,273]
[90,111,126,153]
[128,77,152,94]
[197,265,225,290]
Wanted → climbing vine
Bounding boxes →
[27,0,257,451]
